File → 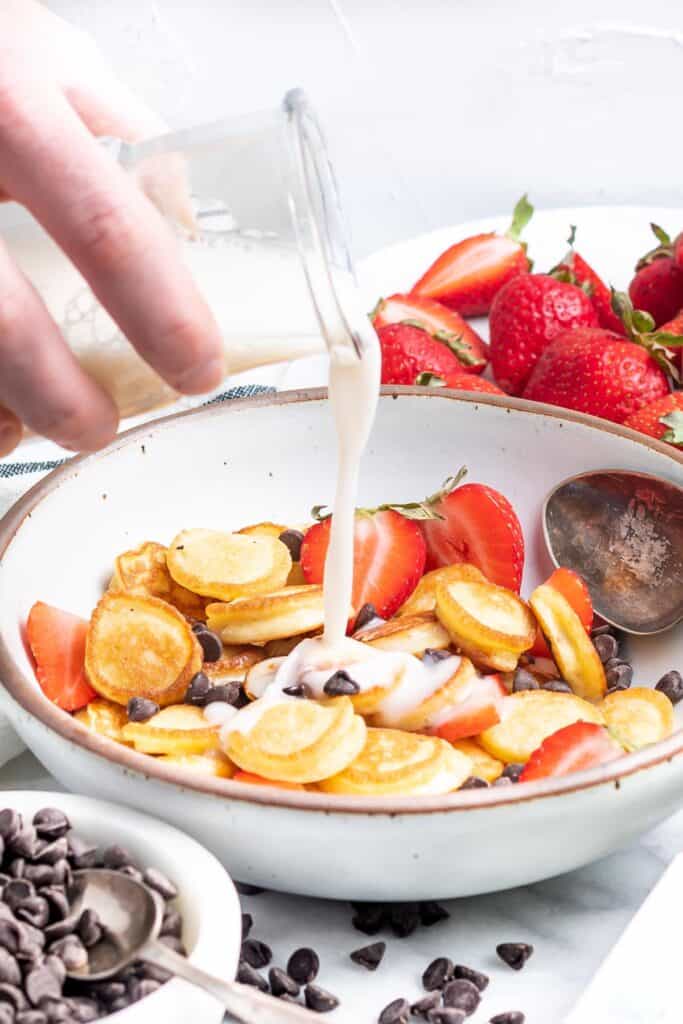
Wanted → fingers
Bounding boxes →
[0,405,22,458]
[0,76,225,396]
[0,241,119,451]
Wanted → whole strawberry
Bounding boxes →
[624,392,683,447]
[377,322,469,385]
[523,295,676,424]
[628,223,683,326]
[551,226,625,334]
[489,273,598,395]
[415,371,505,396]
[675,232,683,269]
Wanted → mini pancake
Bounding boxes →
[398,563,487,617]
[122,704,220,755]
[237,521,288,538]
[436,579,536,672]
[157,749,234,778]
[207,585,326,645]
[353,613,450,656]
[449,739,504,783]
[167,528,291,601]
[244,657,284,700]
[109,540,207,621]
[479,690,604,763]
[530,584,607,702]
[319,727,472,796]
[224,696,366,784]
[85,593,202,707]
[600,687,674,750]
[204,645,264,685]
[74,699,130,745]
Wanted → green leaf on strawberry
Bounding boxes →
[506,194,534,243]
[660,411,683,446]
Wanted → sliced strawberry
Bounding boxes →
[26,601,96,712]
[412,195,533,316]
[531,567,593,657]
[373,293,487,371]
[300,509,427,622]
[434,674,506,743]
[415,371,505,396]
[378,323,471,386]
[233,771,306,790]
[520,721,622,782]
[417,478,525,593]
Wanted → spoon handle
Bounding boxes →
[143,938,321,1023]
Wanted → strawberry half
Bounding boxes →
[520,721,622,783]
[405,474,525,593]
[433,674,506,742]
[377,323,473,386]
[27,601,96,712]
[415,371,505,397]
[300,509,427,621]
[372,293,487,372]
[412,195,534,316]
[552,227,625,335]
[530,567,593,657]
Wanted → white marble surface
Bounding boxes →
[1,748,679,1023]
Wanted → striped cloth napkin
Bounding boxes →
[0,383,274,766]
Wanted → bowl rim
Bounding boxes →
[0,385,681,816]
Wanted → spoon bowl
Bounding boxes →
[543,469,683,635]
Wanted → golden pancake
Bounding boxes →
[449,739,504,782]
[157,749,234,778]
[167,528,291,601]
[204,645,264,685]
[353,613,450,656]
[224,696,366,784]
[436,579,536,672]
[108,540,208,621]
[398,563,487,617]
[74,699,130,745]
[85,593,202,707]
[122,704,220,755]
[206,585,326,645]
[600,688,674,751]
[319,727,472,796]
[529,584,606,702]
[479,690,604,763]
[237,521,288,538]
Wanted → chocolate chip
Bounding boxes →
[0,950,20,987]
[130,980,159,1004]
[8,860,25,880]
[0,918,25,954]
[117,866,142,884]
[501,763,524,782]
[390,903,420,938]
[66,996,99,1021]
[656,670,683,705]
[541,680,572,694]
[493,776,513,787]
[323,670,359,696]
[0,813,21,846]
[49,863,71,888]
[282,683,312,699]
[286,947,319,984]
[422,957,454,991]
[10,828,38,861]
[43,914,78,943]
[36,840,68,867]
[101,845,133,870]
[25,964,60,1007]
[442,978,481,1015]
[496,942,533,971]
[234,882,265,896]
[351,902,387,935]
[15,899,49,930]
[512,669,539,692]
[22,867,53,889]
[419,901,450,927]
[460,777,489,790]
[203,683,241,706]
[160,908,182,939]
[422,648,452,664]
[593,634,618,663]
[126,697,159,723]
[67,836,99,871]
[3,880,34,911]
[16,1012,47,1024]
[278,530,304,562]
[184,672,212,706]
[137,962,172,983]
[453,965,488,991]
[32,812,69,843]
[43,956,65,986]
[305,984,339,1013]
[0,1005,16,1024]
[411,992,441,1018]
[0,983,29,1011]
[427,1011,466,1024]
[38,999,71,1023]
[142,868,177,901]
[489,1014,525,1024]
[236,960,268,992]
[196,629,223,663]
[379,997,410,1023]
[93,981,126,1003]
[77,909,102,949]
[49,935,87,972]
[606,663,633,690]
[107,997,131,1014]
[241,939,271,969]
[240,913,253,940]
[159,934,186,956]
[350,941,385,971]
[269,967,299,998]
[591,624,615,638]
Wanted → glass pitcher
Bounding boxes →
[5,89,367,422]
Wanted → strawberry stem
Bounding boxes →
[309,467,469,523]
[506,194,534,243]
[415,372,447,387]
[610,289,683,383]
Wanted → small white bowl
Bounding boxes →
[0,791,241,1024]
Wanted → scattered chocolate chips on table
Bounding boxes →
[240,937,272,968]
[655,670,683,705]
[496,942,534,971]
[489,1013,525,1024]
[422,957,454,991]
[349,941,385,971]
[442,977,481,1014]
[287,947,320,984]
[453,964,489,991]
[268,966,300,998]
[411,992,441,1018]
[304,983,340,1013]
[379,996,411,1023]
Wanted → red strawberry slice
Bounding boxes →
[531,567,593,657]
[27,601,96,712]
[520,721,622,782]
[418,479,525,593]
[300,509,427,622]
[434,674,506,742]
[412,195,533,316]
[377,323,472,387]
[373,293,487,371]
[415,371,505,396]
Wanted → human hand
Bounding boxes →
[0,1,224,457]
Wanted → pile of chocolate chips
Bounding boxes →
[0,807,184,1023]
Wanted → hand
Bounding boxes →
[0,1,225,457]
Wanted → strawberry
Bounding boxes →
[551,227,624,334]
[372,293,487,372]
[415,371,505,396]
[658,309,683,376]
[675,232,683,269]
[623,392,683,447]
[26,601,96,712]
[520,721,622,782]
[399,473,525,593]
[377,323,472,386]
[530,567,593,657]
[628,224,683,326]
[300,509,426,621]
[489,273,598,395]
[523,293,677,424]
[412,195,534,316]
[434,674,506,742]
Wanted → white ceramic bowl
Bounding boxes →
[0,390,681,900]
[0,791,240,1023]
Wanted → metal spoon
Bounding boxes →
[65,869,321,1023]
[543,470,683,634]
